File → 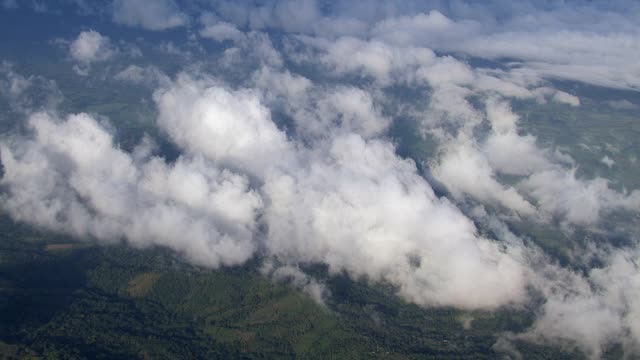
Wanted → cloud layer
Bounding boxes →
[2,1,640,358]
[112,0,188,31]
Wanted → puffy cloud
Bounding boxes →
[206,1,640,89]
[552,91,580,107]
[163,4,640,351]
[601,156,615,168]
[483,99,551,176]
[296,34,580,107]
[112,0,188,31]
[69,30,114,64]
[0,72,532,311]
[312,87,389,138]
[252,67,390,140]
[429,95,639,226]
[148,76,531,314]
[431,135,536,216]
[153,74,293,177]
[520,169,640,226]
[69,30,115,75]
[522,248,640,358]
[0,111,262,267]
[313,36,435,84]
[200,21,246,43]
[483,131,550,176]
[263,134,528,309]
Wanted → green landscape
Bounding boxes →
[0,219,592,359]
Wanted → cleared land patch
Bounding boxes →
[127,273,161,298]
[44,244,74,252]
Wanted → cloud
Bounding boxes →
[206,0,640,89]
[214,32,284,69]
[151,74,529,311]
[293,34,584,110]
[153,74,293,178]
[601,156,614,168]
[0,111,262,267]
[69,30,116,75]
[521,247,640,358]
[115,65,171,88]
[200,21,246,43]
[519,168,640,226]
[112,0,188,31]
[429,93,639,227]
[252,66,390,140]
[371,10,479,47]
[0,70,533,311]
[311,36,437,85]
[0,62,63,112]
[552,91,580,107]
[247,70,537,309]
[261,262,329,306]
[432,144,535,215]
[69,30,114,64]
[482,99,551,176]
[262,132,529,310]
[606,99,638,110]
[432,136,536,216]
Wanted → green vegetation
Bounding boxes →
[0,215,590,359]
[514,96,640,191]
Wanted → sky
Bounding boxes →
[1,1,640,358]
